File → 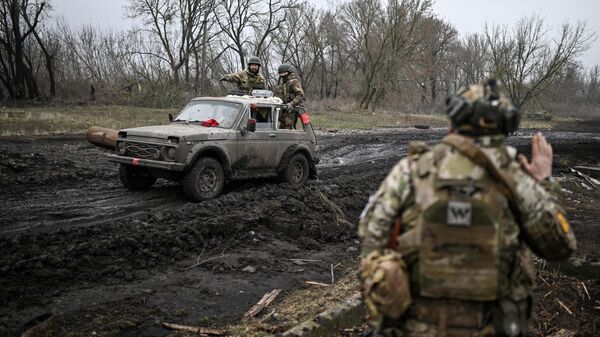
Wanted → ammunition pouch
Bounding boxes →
[409,298,486,330]
[360,250,412,319]
[378,297,530,337]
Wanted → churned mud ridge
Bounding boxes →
[0,137,113,187]
[0,181,362,308]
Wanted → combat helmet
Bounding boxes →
[278,63,294,74]
[247,56,261,67]
[446,79,519,136]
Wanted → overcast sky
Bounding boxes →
[51,0,599,68]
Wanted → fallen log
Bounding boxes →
[244,289,282,318]
[305,281,331,287]
[86,126,118,150]
[573,166,600,180]
[161,322,225,335]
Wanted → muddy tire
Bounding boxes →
[281,153,309,185]
[182,157,225,201]
[119,164,157,190]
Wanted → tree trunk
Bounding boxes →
[32,31,56,97]
[193,48,200,96]
[171,64,181,83]
[430,76,437,102]
[333,79,338,99]
[10,1,26,99]
[46,54,55,97]
[360,85,380,111]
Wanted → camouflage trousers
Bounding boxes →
[279,110,296,129]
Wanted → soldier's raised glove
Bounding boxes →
[286,103,294,111]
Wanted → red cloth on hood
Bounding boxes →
[199,119,219,127]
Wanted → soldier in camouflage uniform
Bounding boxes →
[276,63,305,129]
[220,56,266,93]
[358,79,576,337]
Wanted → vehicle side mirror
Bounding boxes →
[168,113,173,122]
[247,118,257,132]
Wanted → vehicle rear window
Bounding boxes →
[174,101,242,128]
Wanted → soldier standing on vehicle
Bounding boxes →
[220,56,266,93]
[275,63,305,129]
[358,79,576,337]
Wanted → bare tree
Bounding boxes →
[486,15,595,110]
[418,16,457,102]
[585,65,600,103]
[214,0,257,69]
[455,33,489,88]
[0,0,50,99]
[21,0,56,96]
[215,0,297,81]
[127,0,215,83]
[340,0,433,110]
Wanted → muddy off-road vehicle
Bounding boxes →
[107,90,318,201]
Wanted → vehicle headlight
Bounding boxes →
[167,147,177,159]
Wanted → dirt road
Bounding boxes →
[1,126,599,336]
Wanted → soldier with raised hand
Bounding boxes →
[220,56,266,93]
[276,63,305,129]
[358,79,576,337]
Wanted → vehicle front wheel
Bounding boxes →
[182,157,225,201]
[281,153,309,185]
[119,164,157,190]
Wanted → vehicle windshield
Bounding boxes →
[173,100,242,128]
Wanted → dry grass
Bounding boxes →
[226,266,359,337]
[0,104,578,137]
[311,111,448,130]
[0,105,176,137]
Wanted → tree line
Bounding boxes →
[1,0,598,113]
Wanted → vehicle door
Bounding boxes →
[234,105,280,172]
[274,107,316,160]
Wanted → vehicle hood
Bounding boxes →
[121,124,234,141]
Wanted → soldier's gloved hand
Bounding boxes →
[518,132,553,182]
[286,103,294,111]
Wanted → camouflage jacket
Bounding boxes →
[276,73,305,107]
[359,134,576,302]
[222,69,265,92]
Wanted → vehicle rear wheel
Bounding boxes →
[119,164,157,190]
[182,157,225,201]
[281,153,309,185]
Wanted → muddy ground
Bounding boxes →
[0,123,599,337]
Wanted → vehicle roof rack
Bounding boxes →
[226,89,276,99]
[227,90,251,96]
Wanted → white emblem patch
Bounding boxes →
[447,200,472,226]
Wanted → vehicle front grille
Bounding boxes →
[125,142,161,159]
